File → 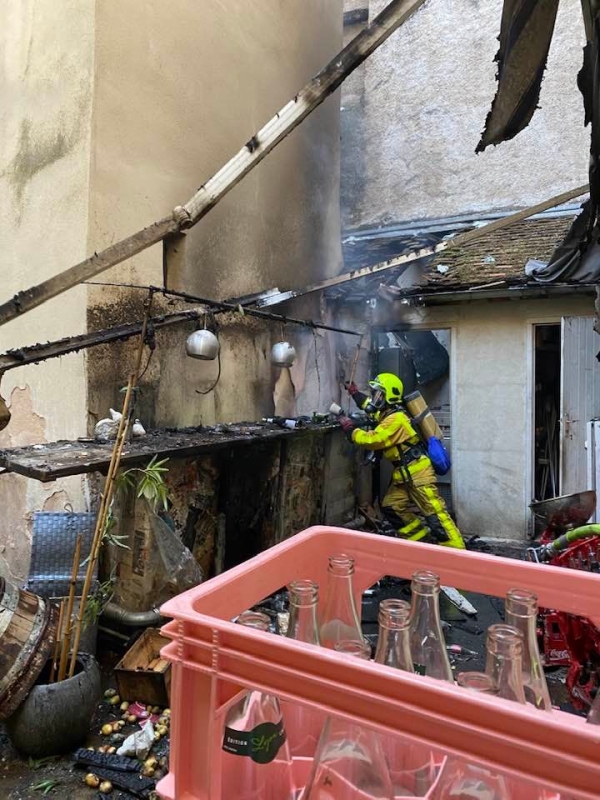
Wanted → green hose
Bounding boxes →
[544,524,600,557]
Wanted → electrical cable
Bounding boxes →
[83,280,361,337]
[195,349,222,395]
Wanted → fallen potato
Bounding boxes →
[84,773,100,788]
[99,779,113,794]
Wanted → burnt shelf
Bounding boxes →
[0,421,338,482]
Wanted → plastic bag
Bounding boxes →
[109,497,203,611]
[151,504,204,600]
[117,721,155,759]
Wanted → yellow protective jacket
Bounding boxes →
[351,406,432,484]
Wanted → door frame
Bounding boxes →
[374,324,456,510]
[525,316,561,536]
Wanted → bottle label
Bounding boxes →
[413,663,427,676]
[222,719,287,764]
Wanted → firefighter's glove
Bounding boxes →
[338,415,355,436]
[345,381,359,396]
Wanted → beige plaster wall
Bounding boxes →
[342,0,588,228]
[86,0,343,427]
[395,294,595,540]
[0,0,94,581]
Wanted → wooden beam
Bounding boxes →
[253,183,590,307]
[0,0,427,329]
[177,0,428,227]
[0,217,178,328]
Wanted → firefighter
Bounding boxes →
[341,372,465,549]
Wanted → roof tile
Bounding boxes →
[421,216,574,289]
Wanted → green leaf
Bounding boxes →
[33,780,60,795]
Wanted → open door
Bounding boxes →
[560,316,600,495]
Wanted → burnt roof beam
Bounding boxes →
[0,0,428,329]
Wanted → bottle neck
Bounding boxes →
[374,625,413,671]
[410,592,444,630]
[485,625,527,704]
[375,599,413,671]
[504,607,536,673]
[457,671,496,694]
[408,574,452,681]
[319,554,363,649]
[287,600,320,644]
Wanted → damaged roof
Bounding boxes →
[422,216,574,291]
[335,211,590,303]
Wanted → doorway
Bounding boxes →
[533,324,561,501]
[375,329,452,511]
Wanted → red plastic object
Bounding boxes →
[156,527,600,800]
[541,610,571,666]
[538,533,600,708]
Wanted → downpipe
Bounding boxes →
[101,601,164,627]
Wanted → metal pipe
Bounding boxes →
[0,282,360,374]
[101,601,163,627]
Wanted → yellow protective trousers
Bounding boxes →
[382,465,465,550]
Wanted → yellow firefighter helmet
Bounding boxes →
[368,373,404,409]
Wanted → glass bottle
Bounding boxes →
[286,579,320,645]
[485,624,527,704]
[504,587,552,711]
[456,671,497,695]
[319,554,364,650]
[408,570,453,681]
[303,639,394,799]
[431,759,510,800]
[586,689,600,725]
[374,600,437,796]
[469,642,557,800]
[284,580,324,758]
[220,611,296,800]
[374,598,414,671]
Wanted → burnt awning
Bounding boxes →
[0,421,339,482]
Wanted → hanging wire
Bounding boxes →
[195,350,222,395]
[137,346,155,383]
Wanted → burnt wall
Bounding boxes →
[104,428,356,605]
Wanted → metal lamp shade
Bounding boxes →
[186,329,220,361]
[271,341,296,367]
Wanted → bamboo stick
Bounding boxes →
[49,599,66,684]
[0,0,427,328]
[67,297,153,677]
[57,534,82,682]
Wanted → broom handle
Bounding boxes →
[68,294,153,677]
[347,335,363,387]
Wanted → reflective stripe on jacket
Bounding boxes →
[351,408,431,481]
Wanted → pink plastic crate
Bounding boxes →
[156,526,600,799]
